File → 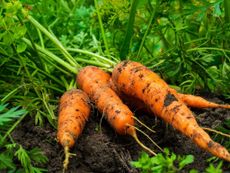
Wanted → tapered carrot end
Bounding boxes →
[220,104,230,109]
[63,146,70,172]
[210,141,230,162]
[192,127,230,162]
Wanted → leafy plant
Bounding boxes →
[205,161,223,173]
[15,145,48,173]
[0,143,48,173]
[0,104,27,126]
[131,148,194,173]
[0,104,47,172]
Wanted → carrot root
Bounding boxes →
[132,116,156,134]
[63,146,70,171]
[131,124,163,153]
[112,60,230,162]
[77,66,157,156]
[57,89,91,171]
[202,127,230,138]
[177,93,230,109]
[130,129,157,156]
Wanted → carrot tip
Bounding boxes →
[63,146,71,171]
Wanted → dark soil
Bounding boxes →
[12,95,230,173]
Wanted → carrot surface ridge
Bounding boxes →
[112,60,230,162]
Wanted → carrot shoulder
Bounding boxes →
[57,89,91,170]
[112,60,230,162]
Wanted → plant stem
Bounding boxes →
[120,0,139,60]
[27,15,80,68]
[36,28,44,48]
[1,112,28,143]
[137,0,158,58]
[187,47,230,61]
[224,0,230,23]
[23,38,78,74]
[94,0,110,55]
[67,47,116,66]
[75,58,111,68]
[1,85,26,103]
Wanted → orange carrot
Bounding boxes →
[112,60,230,162]
[176,93,230,109]
[109,78,149,112]
[77,66,156,155]
[111,77,230,111]
[57,89,91,170]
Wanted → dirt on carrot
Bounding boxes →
[77,66,156,155]
[112,60,230,162]
[57,89,91,170]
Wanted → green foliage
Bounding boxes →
[131,149,226,173]
[205,161,223,173]
[0,104,27,126]
[0,104,47,172]
[0,0,28,56]
[15,145,48,173]
[0,143,48,173]
[131,148,194,173]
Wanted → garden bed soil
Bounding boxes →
[12,95,230,173]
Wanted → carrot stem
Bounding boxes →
[67,47,116,66]
[120,0,139,59]
[137,0,159,58]
[23,38,77,74]
[94,0,110,55]
[27,15,79,68]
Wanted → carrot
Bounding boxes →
[57,89,91,170]
[112,60,230,162]
[109,78,150,112]
[77,66,156,155]
[110,77,230,111]
[176,93,230,109]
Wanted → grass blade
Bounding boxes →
[94,0,110,55]
[224,0,230,23]
[120,0,139,60]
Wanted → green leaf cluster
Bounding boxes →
[131,148,225,173]
[131,148,194,173]
[0,104,27,126]
[0,143,48,173]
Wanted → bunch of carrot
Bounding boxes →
[57,60,230,171]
